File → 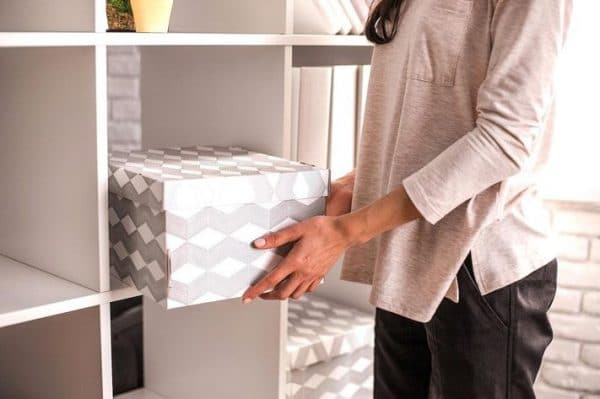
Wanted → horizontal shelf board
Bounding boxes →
[115,388,164,399]
[0,32,372,48]
[0,255,140,328]
[0,32,97,47]
[106,33,372,47]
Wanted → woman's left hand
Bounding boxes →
[241,215,355,303]
[241,184,421,303]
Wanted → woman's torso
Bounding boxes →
[341,0,558,321]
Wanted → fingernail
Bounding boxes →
[243,297,252,304]
[254,237,266,248]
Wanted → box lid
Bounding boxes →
[287,293,374,370]
[108,145,330,211]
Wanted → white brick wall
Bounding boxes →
[107,47,142,153]
[536,202,600,398]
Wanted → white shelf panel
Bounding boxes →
[291,34,371,46]
[0,32,98,47]
[107,33,372,47]
[0,32,372,48]
[0,255,140,328]
[115,389,164,399]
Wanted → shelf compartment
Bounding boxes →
[0,0,95,32]
[115,388,165,399]
[0,32,373,48]
[143,297,285,398]
[168,0,287,34]
[293,45,373,67]
[0,47,110,292]
[139,46,288,156]
[0,255,139,328]
[0,306,107,398]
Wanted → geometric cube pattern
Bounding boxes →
[109,194,326,308]
[287,294,374,370]
[108,146,329,308]
[109,193,169,303]
[108,145,330,211]
[286,294,375,398]
[287,346,374,399]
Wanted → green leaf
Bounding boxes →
[109,0,132,15]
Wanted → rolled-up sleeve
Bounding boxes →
[403,0,573,225]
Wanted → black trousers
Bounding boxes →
[374,254,557,399]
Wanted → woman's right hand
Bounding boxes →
[326,170,355,217]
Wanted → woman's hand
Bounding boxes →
[326,170,355,217]
[240,181,422,304]
[326,181,353,217]
[241,215,357,303]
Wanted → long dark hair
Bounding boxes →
[365,0,402,44]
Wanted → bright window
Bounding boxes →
[540,0,600,202]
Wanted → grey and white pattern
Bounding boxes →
[286,294,375,398]
[108,145,330,210]
[287,346,374,399]
[287,294,374,370]
[109,146,329,308]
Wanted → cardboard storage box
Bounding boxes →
[108,145,329,308]
[286,294,374,398]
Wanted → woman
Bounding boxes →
[243,0,573,397]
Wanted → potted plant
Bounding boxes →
[106,0,135,32]
[130,0,174,33]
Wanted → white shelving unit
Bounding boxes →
[0,32,372,47]
[0,255,138,328]
[0,1,373,398]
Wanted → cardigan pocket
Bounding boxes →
[407,0,473,87]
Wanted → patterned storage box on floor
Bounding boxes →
[108,145,330,308]
[286,294,375,399]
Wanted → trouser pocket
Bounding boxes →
[426,256,558,399]
[461,255,510,330]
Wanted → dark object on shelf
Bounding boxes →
[107,0,135,32]
[111,296,144,395]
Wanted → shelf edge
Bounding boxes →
[0,32,373,48]
[0,283,139,329]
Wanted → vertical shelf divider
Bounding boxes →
[99,303,114,399]
[95,41,110,293]
[278,3,295,397]
[95,40,113,398]
[95,2,114,398]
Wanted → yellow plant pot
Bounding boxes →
[130,0,174,33]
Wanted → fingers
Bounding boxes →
[253,223,302,250]
[260,273,304,300]
[290,279,313,300]
[290,276,323,301]
[242,259,295,302]
[306,278,322,293]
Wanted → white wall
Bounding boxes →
[534,5,600,394]
[540,0,600,203]
[535,202,600,398]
